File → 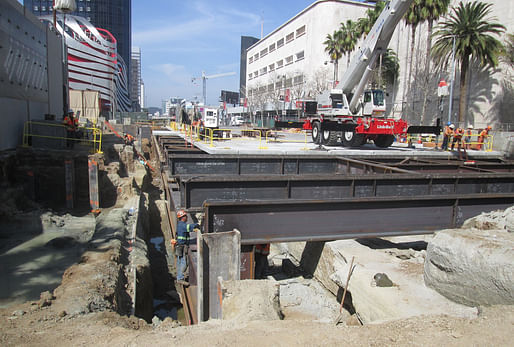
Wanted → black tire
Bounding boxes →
[322,130,339,146]
[311,121,321,144]
[374,134,395,148]
[342,130,365,147]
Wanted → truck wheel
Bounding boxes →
[311,122,321,144]
[374,135,395,148]
[342,131,365,147]
[322,130,338,146]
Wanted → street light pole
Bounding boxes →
[448,35,457,124]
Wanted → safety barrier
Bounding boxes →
[265,130,310,150]
[23,121,103,153]
[405,133,493,152]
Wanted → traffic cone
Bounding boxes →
[417,135,422,144]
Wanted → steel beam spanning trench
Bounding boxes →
[168,155,414,177]
[203,194,514,244]
[361,158,514,173]
[178,173,514,210]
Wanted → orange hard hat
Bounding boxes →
[487,126,492,130]
[176,210,187,219]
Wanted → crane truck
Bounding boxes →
[277,0,440,147]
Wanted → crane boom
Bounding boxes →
[193,71,236,104]
[338,0,414,112]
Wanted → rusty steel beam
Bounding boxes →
[177,173,514,210]
[203,194,514,244]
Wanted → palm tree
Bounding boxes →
[324,30,343,85]
[404,0,423,101]
[432,1,505,123]
[370,49,400,89]
[339,19,359,67]
[418,0,451,123]
[357,0,386,38]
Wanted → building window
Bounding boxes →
[269,63,275,72]
[296,51,304,61]
[254,53,259,61]
[249,56,253,64]
[86,6,91,12]
[286,32,294,43]
[248,74,253,80]
[260,67,267,75]
[41,6,46,11]
[259,85,266,93]
[269,43,276,52]
[294,75,304,85]
[277,38,284,48]
[260,48,268,57]
[285,78,293,87]
[79,6,83,11]
[276,60,283,69]
[254,71,258,78]
[268,84,274,92]
[34,6,38,11]
[285,55,293,65]
[296,25,306,38]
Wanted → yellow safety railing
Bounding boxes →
[23,121,103,153]
[405,133,493,152]
[265,130,310,150]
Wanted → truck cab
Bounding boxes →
[201,107,219,128]
[362,89,386,117]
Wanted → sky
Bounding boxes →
[133,0,321,108]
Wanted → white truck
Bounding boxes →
[278,0,439,147]
[200,107,219,129]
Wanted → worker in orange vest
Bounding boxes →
[451,127,464,150]
[477,126,491,150]
[124,133,135,146]
[63,109,78,148]
[255,243,270,279]
[441,123,454,151]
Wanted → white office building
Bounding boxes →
[246,0,372,116]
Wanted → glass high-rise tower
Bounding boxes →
[24,0,131,87]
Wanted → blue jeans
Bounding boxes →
[177,254,187,280]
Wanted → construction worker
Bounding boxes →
[451,126,468,160]
[254,243,270,279]
[173,209,199,286]
[464,125,473,150]
[124,133,135,146]
[477,126,492,150]
[451,126,464,150]
[441,123,454,151]
[63,109,78,148]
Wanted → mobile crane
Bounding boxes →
[280,0,440,147]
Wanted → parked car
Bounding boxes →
[230,116,244,126]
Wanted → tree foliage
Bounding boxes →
[432,1,505,122]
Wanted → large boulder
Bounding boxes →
[424,209,514,306]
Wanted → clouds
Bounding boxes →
[132,0,314,106]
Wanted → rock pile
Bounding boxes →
[424,206,514,306]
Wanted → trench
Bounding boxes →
[134,143,185,324]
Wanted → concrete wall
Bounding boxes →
[0,0,64,150]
